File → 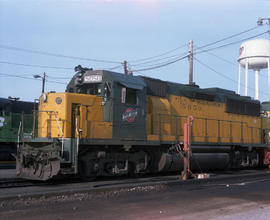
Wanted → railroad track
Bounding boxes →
[1,169,269,190]
[0,173,178,189]
[0,178,36,188]
[0,176,87,189]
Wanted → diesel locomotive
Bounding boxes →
[0,98,36,161]
[16,65,270,180]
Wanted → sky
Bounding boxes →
[0,0,270,102]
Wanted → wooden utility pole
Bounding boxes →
[123,60,128,75]
[189,40,193,85]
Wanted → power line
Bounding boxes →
[0,72,67,85]
[0,44,121,64]
[195,31,269,55]
[104,64,123,71]
[132,54,189,72]
[131,51,189,68]
[0,61,73,70]
[1,27,266,76]
[193,25,263,52]
[130,43,188,63]
[194,57,269,96]
[195,45,270,79]
[194,44,238,66]
[194,57,238,83]
[131,28,268,72]
[46,75,70,80]
[131,25,262,66]
[0,60,123,74]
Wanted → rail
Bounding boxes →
[17,111,36,143]
[31,97,99,141]
[31,110,66,155]
[157,113,261,144]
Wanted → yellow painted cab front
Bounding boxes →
[38,92,112,140]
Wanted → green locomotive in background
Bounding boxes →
[0,97,36,162]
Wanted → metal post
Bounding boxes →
[241,122,244,143]
[189,40,193,85]
[251,127,254,143]
[32,109,36,139]
[205,119,208,142]
[238,63,241,95]
[175,116,178,142]
[182,116,194,180]
[21,112,24,141]
[218,120,221,143]
[230,121,232,143]
[158,114,161,141]
[42,72,46,94]
[245,60,248,96]
[255,70,259,100]
[48,112,52,138]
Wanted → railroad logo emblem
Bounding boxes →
[122,108,138,122]
[0,117,5,127]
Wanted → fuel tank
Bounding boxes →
[158,152,230,172]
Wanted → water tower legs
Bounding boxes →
[245,60,248,96]
[238,64,241,95]
[255,70,259,100]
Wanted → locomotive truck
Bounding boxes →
[16,66,270,180]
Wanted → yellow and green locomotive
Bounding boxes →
[16,66,269,180]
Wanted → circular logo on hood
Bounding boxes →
[122,108,138,123]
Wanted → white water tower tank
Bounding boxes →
[237,39,270,100]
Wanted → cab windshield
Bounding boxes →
[77,84,102,95]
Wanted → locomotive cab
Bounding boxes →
[66,66,147,140]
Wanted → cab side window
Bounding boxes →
[121,87,137,105]
[104,83,111,99]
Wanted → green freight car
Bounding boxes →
[0,98,36,161]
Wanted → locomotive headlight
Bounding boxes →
[55,97,62,104]
[41,93,48,102]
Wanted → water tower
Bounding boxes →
[237,39,270,100]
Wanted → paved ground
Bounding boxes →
[1,171,270,219]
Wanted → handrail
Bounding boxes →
[52,112,65,156]
[158,113,258,126]
[156,113,261,143]
[36,110,65,155]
